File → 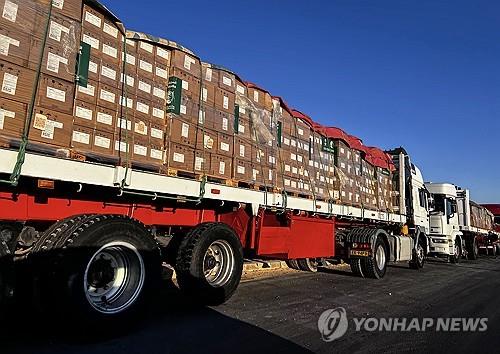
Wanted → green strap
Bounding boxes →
[0,2,54,186]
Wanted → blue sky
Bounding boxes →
[101,0,500,203]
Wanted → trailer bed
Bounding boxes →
[0,148,404,224]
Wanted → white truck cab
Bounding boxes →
[424,182,463,262]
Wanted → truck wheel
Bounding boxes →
[286,259,300,270]
[175,222,243,305]
[491,246,497,257]
[496,244,500,255]
[0,239,13,315]
[409,238,425,269]
[361,237,388,279]
[450,238,461,264]
[297,258,319,272]
[30,214,161,320]
[467,238,479,260]
[350,259,365,277]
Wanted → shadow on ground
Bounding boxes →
[3,276,311,354]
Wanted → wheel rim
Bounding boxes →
[203,240,234,287]
[417,244,424,263]
[308,258,319,271]
[84,241,145,315]
[454,243,460,257]
[375,245,386,270]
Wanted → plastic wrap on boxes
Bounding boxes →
[235,90,273,146]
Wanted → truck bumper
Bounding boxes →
[428,235,452,256]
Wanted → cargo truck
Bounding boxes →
[425,183,497,262]
[0,146,431,320]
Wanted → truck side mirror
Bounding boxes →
[428,197,435,211]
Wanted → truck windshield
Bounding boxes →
[431,194,445,214]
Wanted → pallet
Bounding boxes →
[167,168,234,186]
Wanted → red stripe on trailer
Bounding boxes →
[0,192,217,226]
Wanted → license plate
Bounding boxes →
[350,250,370,257]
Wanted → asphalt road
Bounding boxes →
[4,256,500,354]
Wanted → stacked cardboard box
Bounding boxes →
[0,0,81,150]
[0,0,396,212]
[376,167,393,211]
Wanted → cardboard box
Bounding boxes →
[0,0,38,34]
[102,16,123,43]
[155,45,170,66]
[247,86,273,111]
[136,53,154,80]
[136,76,154,99]
[0,60,36,104]
[87,54,101,82]
[234,136,252,161]
[47,0,83,22]
[153,61,169,86]
[214,87,235,114]
[201,82,216,107]
[193,149,209,174]
[133,116,149,140]
[95,105,116,133]
[97,81,119,111]
[171,49,200,78]
[151,100,166,122]
[210,154,232,179]
[100,35,121,66]
[75,79,98,105]
[93,128,115,157]
[37,74,75,115]
[202,63,218,85]
[151,80,167,103]
[235,79,246,97]
[233,158,252,182]
[71,123,93,153]
[234,116,251,139]
[135,96,151,120]
[97,60,119,88]
[167,142,195,172]
[35,12,81,54]
[0,23,30,67]
[168,117,196,148]
[0,97,26,140]
[217,132,233,157]
[136,40,155,62]
[149,141,165,164]
[122,49,137,78]
[73,99,96,128]
[81,27,102,57]
[195,127,218,154]
[212,109,233,134]
[149,119,165,146]
[170,66,201,101]
[218,70,235,92]
[29,106,73,147]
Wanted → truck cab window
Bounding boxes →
[432,194,445,214]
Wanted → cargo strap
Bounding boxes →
[119,35,131,188]
[0,2,54,186]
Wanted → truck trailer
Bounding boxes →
[0,146,431,320]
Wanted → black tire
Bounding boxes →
[30,214,161,322]
[0,239,13,316]
[467,237,479,260]
[491,245,497,257]
[175,222,243,306]
[350,258,365,277]
[450,238,461,264]
[286,259,300,270]
[297,258,319,272]
[496,244,500,256]
[361,237,388,279]
[409,236,425,270]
